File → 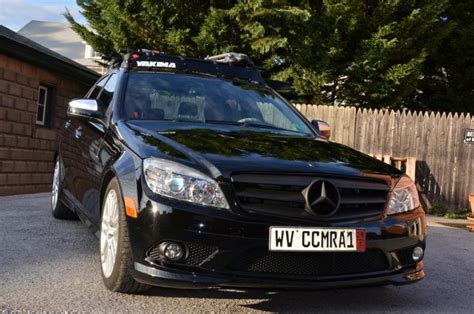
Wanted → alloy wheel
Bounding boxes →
[51,160,60,210]
[100,189,119,278]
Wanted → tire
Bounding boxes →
[51,158,77,220]
[100,177,151,293]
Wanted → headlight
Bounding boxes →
[143,157,229,209]
[387,176,420,215]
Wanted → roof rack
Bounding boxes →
[205,52,254,66]
[102,55,123,69]
[113,48,264,83]
[118,49,253,66]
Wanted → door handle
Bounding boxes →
[75,127,82,139]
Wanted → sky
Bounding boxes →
[0,0,86,31]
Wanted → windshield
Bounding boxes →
[122,72,314,136]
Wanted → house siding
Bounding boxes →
[0,53,92,196]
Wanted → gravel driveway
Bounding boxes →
[1,193,473,312]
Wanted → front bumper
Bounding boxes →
[125,190,426,290]
[132,261,424,289]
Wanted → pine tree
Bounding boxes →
[416,0,474,113]
[66,0,466,112]
[65,0,226,56]
[290,0,451,108]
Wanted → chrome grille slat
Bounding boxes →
[339,197,387,204]
[232,174,389,220]
[236,188,305,203]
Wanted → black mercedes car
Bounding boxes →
[52,50,426,293]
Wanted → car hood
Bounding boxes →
[121,121,401,180]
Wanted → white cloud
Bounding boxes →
[0,0,86,31]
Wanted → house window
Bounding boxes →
[36,85,53,127]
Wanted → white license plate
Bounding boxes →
[269,227,366,252]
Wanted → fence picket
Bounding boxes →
[293,104,473,210]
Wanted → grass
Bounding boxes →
[428,202,471,219]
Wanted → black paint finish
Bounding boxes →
[56,57,425,290]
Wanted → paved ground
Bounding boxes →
[1,193,474,312]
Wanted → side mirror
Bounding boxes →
[67,99,105,120]
[311,120,331,140]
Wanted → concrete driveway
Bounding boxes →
[1,193,473,312]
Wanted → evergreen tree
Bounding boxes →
[67,0,470,113]
[290,0,451,109]
[416,0,474,113]
[65,0,229,56]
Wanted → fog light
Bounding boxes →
[162,242,185,262]
[412,246,424,262]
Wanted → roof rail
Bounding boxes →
[205,52,254,66]
[120,48,161,54]
[102,55,123,69]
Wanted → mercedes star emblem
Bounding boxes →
[302,179,340,216]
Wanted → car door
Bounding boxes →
[75,73,118,224]
[61,76,108,208]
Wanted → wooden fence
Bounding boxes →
[294,104,474,211]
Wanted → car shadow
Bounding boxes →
[134,223,474,311]
[142,284,409,311]
[3,194,473,312]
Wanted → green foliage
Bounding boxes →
[429,202,471,219]
[65,0,224,56]
[66,0,472,113]
[443,208,471,219]
[415,0,474,113]
[429,202,449,216]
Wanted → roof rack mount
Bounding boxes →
[205,52,254,66]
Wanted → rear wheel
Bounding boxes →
[51,158,77,220]
[100,178,150,293]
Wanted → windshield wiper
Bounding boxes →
[205,119,303,134]
[160,118,204,123]
[241,122,291,132]
[205,119,243,126]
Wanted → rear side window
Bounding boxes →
[98,73,117,111]
[88,76,108,99]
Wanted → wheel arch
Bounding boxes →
[99,148,143,220]
[100,169,118,217]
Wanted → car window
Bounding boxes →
[255,101,296,131]
[88,76,108,99]
[98,73,117,111]
[123,73,313,136]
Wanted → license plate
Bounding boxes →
[269,227,366,252]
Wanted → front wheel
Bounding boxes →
[100,178,150,293]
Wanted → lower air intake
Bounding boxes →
[148,241,218,266]
[229,249,389,276]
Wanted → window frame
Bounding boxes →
[86,75,109,99]
[97,73,117,113]
[35,85,49,126]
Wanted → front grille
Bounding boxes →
[147,241,218,266]
[228,248,389,276]
[232,174,389,221]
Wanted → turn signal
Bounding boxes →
[124,197,138,218]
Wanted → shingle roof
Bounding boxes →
[0,25,99,82]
